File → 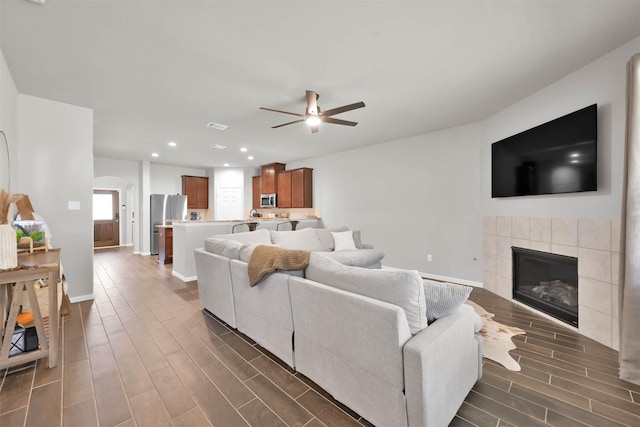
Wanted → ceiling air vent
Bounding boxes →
[207,122,228,131]
[210,144,227,150]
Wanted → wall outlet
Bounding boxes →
[427,254,433,262]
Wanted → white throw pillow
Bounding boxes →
[270,227,322,251]
[422,279,472,323]
[332,230,357,251]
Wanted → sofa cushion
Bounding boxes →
[322,249,384,268]
[214,228,272,245]
[352,230,364,249]
[306,252,427,334]
[270,228,323,251]
[315,226,349,251]
[422,279,472,324]
[203,237,244,259]
[240,243,257,262]
[332,230,357,251]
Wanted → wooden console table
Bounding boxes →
[0,249,60,369]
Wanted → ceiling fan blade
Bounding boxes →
[319,101,365,117]
[259,107,305,117]
[272,119,305,129]
[321,117,358,127]
[305,90,318,116]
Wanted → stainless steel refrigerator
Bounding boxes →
[150,194,187,255]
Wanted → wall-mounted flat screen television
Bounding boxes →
[491,104,597,198]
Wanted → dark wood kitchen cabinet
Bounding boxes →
[260,163,285,194]
[182,175,209,209]
[276,171,292,208]
[291,167,313,208]
[252,176,262,209]
[276,167,312,208]
[157,226,173,264]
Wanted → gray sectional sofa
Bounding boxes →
[193,227,482,427]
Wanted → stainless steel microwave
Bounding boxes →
[260,193,277,208]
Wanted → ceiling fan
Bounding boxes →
[260,90,365,134]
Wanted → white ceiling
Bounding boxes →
[1,0,639,170]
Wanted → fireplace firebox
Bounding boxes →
[512,247,578,327]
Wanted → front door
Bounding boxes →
[93,190,120,247]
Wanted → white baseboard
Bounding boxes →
[69,293,95,303]
[133,251,151,256]
[172,270,197,282]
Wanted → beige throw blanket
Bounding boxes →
[248,245,310,287]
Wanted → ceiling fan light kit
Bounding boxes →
[260,90,365,134]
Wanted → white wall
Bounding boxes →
[291,37,639,284]
[290,122,485,283]
[150,163,206,195]
[0,49,18,192]
[482,36,640,219]
[18,94,94,301]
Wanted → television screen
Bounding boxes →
[491,104,597,198]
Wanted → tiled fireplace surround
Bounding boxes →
[483,216,620,350]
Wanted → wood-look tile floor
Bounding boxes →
[0,246,637,426]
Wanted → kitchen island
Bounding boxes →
[171,218,321,282]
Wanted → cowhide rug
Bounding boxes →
[466,300,526,371]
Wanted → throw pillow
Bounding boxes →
[423,279,472,324]
[270,227,323,251]
[332,230,357,251]
[315,226,349,251]
[352,230,364,249]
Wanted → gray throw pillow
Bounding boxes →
[423,279,472,324]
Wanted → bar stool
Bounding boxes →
[276,220,299,231]
[232,222,259,233]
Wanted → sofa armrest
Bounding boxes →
[403,304,481,427]
[361,243,374,249]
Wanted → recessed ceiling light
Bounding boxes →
[240,147,247,152]
[570,153,579,157]
[151,153,159,157]
[224,163,229,167]
[210,144,227,150]
[207,122,228,131]
[248,156,254,160]
[168,141,177,147]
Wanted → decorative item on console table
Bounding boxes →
[14,220,49,253]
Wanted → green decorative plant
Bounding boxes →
[15,224,44,243]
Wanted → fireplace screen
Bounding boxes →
[512,247,578,327]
